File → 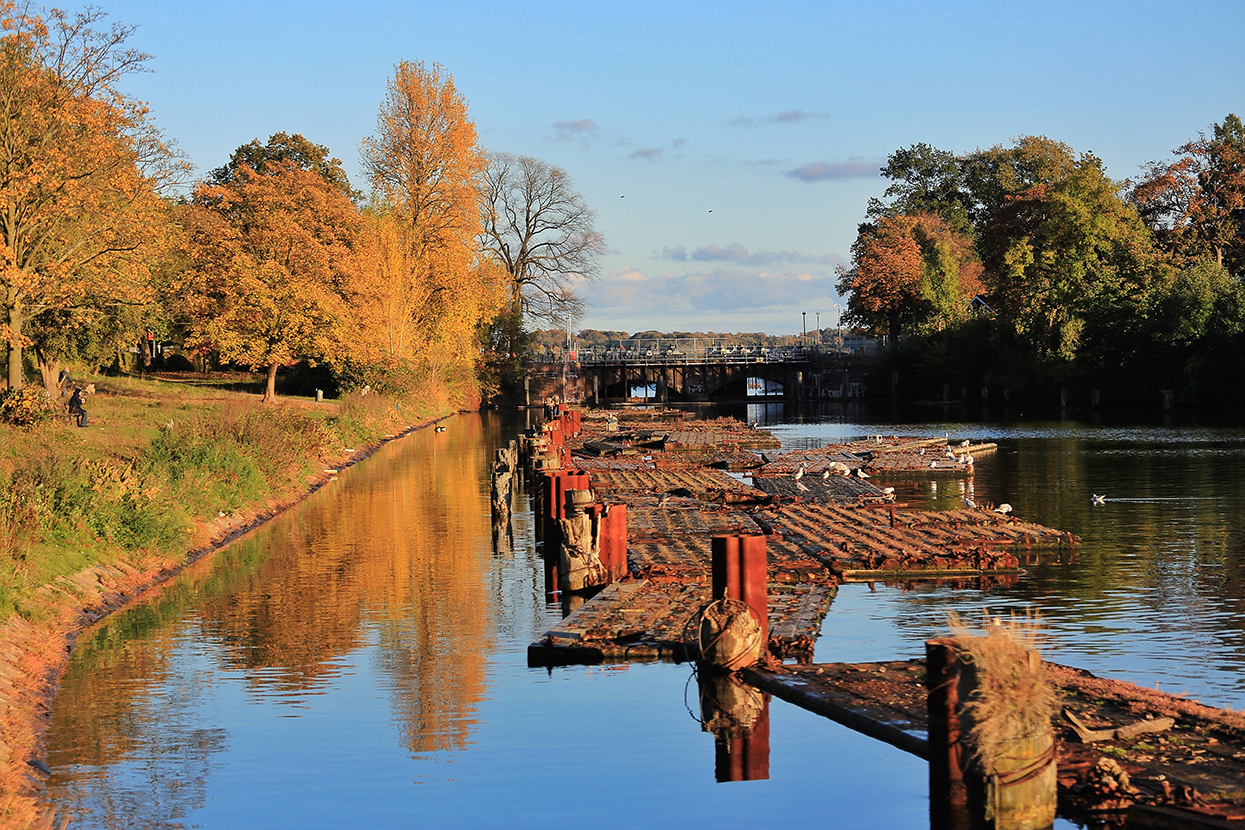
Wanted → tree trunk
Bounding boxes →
[263,362,278,403]
[35,346,61,398]
[6,299,23,390]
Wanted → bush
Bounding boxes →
[0,387,53,427]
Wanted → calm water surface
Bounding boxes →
[41,406,1245,828]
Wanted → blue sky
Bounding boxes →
[100,0,1243,334]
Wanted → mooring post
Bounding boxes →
[926,638,969,830]
[711,534,769,652]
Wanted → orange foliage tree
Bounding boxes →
[837,214,982,345]
[0,2,182,389]
[180,146,360,402]
[1130,114,1245,274]
[358,61,503,401]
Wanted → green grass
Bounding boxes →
[0,372,459,620]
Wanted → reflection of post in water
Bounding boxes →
[698,671,771,782]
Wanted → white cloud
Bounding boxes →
[785,159,879,182]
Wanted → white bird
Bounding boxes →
[963,496,977,510]
[945,447,956,459]
[793,463,805,482]
[930,460,938,469]
[435,425,447,433]
[959,440,971,448]
[994,503,1013,515]
[795,481,809,492]
[1091,494,1106,505]
[881,486,895,496]
[918,447,926,456]
[855,468,870,479]
[822,469,830,481]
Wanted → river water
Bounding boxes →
[40,405,1245,828]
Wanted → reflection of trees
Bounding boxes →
[44,627,228,829]
[44,413,503,824]
[364,417,494,755]
[878,428,1245,704]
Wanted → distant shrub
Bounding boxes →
[0,387,52,427]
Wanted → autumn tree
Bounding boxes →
[181,147,360,402]
[837,214,982,345]
[1,2,183,389]
[358,61,503,398]
[1130,114,1245,274]
[209,131,359,201]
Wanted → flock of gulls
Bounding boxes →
[773,440,1108,509]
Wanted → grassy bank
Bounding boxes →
[0,374,454,620]
[0,374,461,828]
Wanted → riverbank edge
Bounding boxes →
[0,409,457,828]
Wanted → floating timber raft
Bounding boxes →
[526,413,1078,664]
[743,660,1245,827]
[519,407,1245,825]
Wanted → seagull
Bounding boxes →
[993,503,1013,515]
[795,481,809,492]
[930,460,938,469]
[793,463,805,482]
[918,447,926,456]
[881,486,895,496]
[959,440,971,448]
[1091,494,1106,505]
[963,496,977,510]
[855,468,870,479]
[822,469,830,481]
[435,425,447,433]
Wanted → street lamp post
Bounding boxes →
[802,312,806,346]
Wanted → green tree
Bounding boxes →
[867,143,974,235]
[979,153,1158,361]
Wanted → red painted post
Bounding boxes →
[742,696,771,781]
[739,535,768,648]
[711,535,741,603]
[608,503,627,579]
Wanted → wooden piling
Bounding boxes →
[711,534,769,650]
[926,638,969,830]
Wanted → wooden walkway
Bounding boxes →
[744,660,1245,826]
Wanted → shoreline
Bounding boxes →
[0,411,452,829]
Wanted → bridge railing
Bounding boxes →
[531,346,835,366]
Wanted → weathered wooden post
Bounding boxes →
[926,638,970,830]
[927,624,1057,830]
[557,489,609,593]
